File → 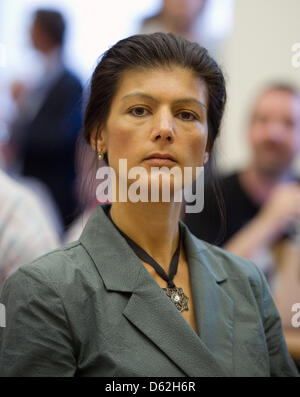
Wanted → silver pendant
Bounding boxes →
[163,287,189,312]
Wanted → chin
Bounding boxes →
[126,174,183,204]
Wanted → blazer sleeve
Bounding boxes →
[252,265,299,377]
[0,265,77,377]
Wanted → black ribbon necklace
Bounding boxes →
[107,211,189,312]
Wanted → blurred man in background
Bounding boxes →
[140,0,207,41]
[139,0,224,62]
[185,84,300,282]
[9,9,83,230]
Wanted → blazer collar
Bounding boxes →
[79,204,228,291]
[79,204,233,376]
[79,204,142,292]
[180,221,228,283]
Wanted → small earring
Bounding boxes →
[97,149,104,160]
[203,153,209,165]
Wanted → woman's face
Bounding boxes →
[95,65,209,199]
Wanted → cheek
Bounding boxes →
[285,135,299,156]
[249,127,262,147]
[107,124,134,162]
[290,131,300,148]
[184,128,208,166]
[105,121,143,176]
[111,130,129,153]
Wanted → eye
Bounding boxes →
[177,111,197,121]
[129,107,149,117]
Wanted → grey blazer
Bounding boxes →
[0,204,298,377]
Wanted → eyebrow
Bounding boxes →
[121,92,207,109]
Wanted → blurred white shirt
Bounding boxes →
[0,169,59,291]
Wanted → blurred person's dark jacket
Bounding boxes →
[185,173,259,246]
[11,68,83,229]
[185,172,299,246]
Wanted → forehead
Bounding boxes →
[253,89,300,119]
[112,66,208,105]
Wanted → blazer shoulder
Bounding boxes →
[191,234,264,285]
[3,240,96,292]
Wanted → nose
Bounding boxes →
[150,108,175,143]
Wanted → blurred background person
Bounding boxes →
[8,9,83,231]
[139,0,224,61]
[140,0,207,40]
[0,168,59,293]
[185,84,300,283]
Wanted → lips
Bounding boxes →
[144,153,176,162]
[144,153,177,167]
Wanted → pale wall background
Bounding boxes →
[218,0,300,175]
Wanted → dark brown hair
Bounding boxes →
[83,32,226,161]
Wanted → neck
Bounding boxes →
[42,45,62,57]
[110,201,182,272]
[240,164,294,205]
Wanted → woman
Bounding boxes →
[0,33,298,377]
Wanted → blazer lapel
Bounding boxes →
[123,264,230,377]
[183,223,234,375]
[80,205,232,377]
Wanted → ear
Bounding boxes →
[90,125,107,154]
